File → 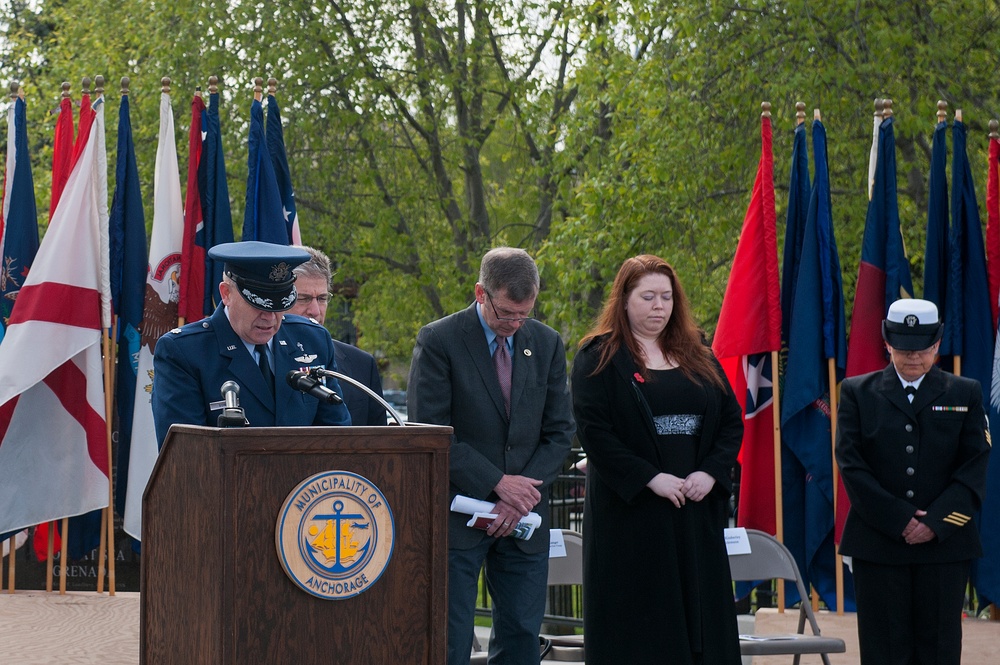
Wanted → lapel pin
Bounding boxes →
[278,340,287,345]
[227,345,237,351]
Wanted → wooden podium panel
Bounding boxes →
[141,425,450,665]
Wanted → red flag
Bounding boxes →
[178,93,206,322]
[0,101,109,536]
[50,92,75,219]
[712,112,782,535]
[987,136,1000,332]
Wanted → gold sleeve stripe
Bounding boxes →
[943,513,971,526]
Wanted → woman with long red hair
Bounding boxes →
[572,255,743,664]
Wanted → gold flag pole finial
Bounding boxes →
[795,102,806,125]
[9,81,19,99]
[989,119,999,139]
[161,77,171,94]
[253,76,264,102]
[194,84,202,99]
[955,108,963,124]
[882,98,893,119]
[814,108,821,122]
[761,101,771,118]
[208,75,219,95]
[94,75,105,97]
[81,76,91,97]
[874,98,884,118]
[937,100,948,124]
[61,81,71,98]
[120,77,130,97]
[267,77,277,96]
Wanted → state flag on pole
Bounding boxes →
[108,90,147,518]
[945,119,992,391]
[712,110,782,537]
[241,96,286,244]
[837,113,913,541]
[978,130,1000,605]
[922,120,949,347]
[197,87,235,315]
[781,117,850,610]
[0,99,110,536]
[266,90,300,244]
[178,92,206,322]
[0,89,40,544]
[124,91,185,540]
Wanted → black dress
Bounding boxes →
[571,341,742,665]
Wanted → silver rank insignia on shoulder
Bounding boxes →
[170,327,182,334]
[295,354,318,363]
[227,345,237,351]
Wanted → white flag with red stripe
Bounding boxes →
[0,100,109,535]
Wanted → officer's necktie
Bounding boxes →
[904,385,917,403]
[493,336,512,418]
[256,344,274,394]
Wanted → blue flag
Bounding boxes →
[946,120,993,390]
[241,98,286,244]
[781,118,851,611]
[923,121,950,353]
[0,96,40,327]
[198,89,235,314]
[780,121,811,344]
[108,93,147,517]
[266,93,299,244]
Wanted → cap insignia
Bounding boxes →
[904,314,919,327]
[269,262,292,282]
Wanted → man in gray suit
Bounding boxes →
[408,247,575,665]
[290,246,387,426]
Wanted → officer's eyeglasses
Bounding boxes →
[484,289,535,323]
[296,292,332,306]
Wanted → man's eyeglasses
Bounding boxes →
[484,289,535,323]
[295,292,332,306]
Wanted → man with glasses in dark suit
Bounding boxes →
[290,245,387,426]
[408,246,575,665]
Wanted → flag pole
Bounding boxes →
[95,74,118,596]
[770,348,785,611]
[954,108,963,382]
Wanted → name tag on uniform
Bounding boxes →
[932,406,968,412]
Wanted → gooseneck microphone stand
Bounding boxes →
[308,367,410,426]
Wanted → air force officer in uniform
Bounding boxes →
[836,298,990,665]
[152,242,351,447]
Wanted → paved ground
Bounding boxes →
[2,590,999,663]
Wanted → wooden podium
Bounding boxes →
[141,424,451,664]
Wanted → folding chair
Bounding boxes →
[728,529,846,665]
[541,530,585,661]
[470,530,585,663]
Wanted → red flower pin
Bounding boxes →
[633,372,645,383]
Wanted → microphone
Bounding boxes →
[217,381,248,427]
[286,369,344,404]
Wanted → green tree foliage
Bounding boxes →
[3,0,1000,376]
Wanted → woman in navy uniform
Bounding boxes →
[836,298,990,665]
[152,242,350,447]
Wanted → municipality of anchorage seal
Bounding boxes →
[276,470,395,600]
